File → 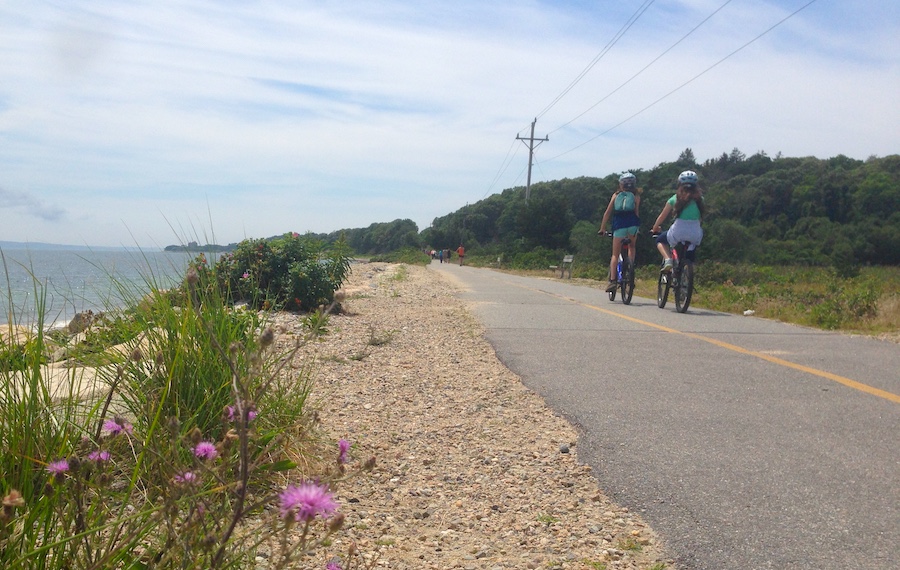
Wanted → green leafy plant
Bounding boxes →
[302,308,332,337]
[0,249,374,570]
[535,513,559,525]
[214,233,352,312]
[616,537,643,552]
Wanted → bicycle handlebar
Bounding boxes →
[601,231,641,238]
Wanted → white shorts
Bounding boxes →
[667,219,703,250]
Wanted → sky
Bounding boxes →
[1,0,898,248]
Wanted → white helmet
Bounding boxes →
[677,170,698,185]
[619,172,636,188]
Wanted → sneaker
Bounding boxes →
[605,280,618,292]
[661,259,674,273]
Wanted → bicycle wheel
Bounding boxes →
[675,261,694,313]
[621,257,635,305]
[656,270,669,308]
[607,285,617,302]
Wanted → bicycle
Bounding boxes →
[604,232,636,305]
[654,237,696,313]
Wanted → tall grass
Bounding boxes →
[0,247,370,569]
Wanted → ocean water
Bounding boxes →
[0,248,197,328]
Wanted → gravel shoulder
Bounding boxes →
[279,262,676,570]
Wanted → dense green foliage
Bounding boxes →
[369,246,433,265]
[325,218,420,255]
[319,150,899,271]
[212,233,353,311]
[423,150,899,269]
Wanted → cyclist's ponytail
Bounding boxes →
[674,184,704,218]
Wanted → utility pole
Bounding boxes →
[516,118,548,202]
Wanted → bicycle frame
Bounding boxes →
[608,233,635,305]
[657,239,696,313]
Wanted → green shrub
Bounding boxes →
[510,247,559,270]
[369,246,431,265]
[213,233,353,311]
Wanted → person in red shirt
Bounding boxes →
[456,244,465,266]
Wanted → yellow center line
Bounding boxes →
[533,286,900,404]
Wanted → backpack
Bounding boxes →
[614,191,635,212]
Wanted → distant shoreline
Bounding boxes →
[0,241,160,253]
[163,244,234,253]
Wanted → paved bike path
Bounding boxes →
[430,262,899,570]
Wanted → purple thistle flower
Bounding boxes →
[326,562,343,570]
[226,404,257,423]
[103,418,133,436]
[174,471,198,485]
[278,482,338,523]
[338,439,350,464]
[88,450,110,462]
[46,459,69,475]
[193,441,218,461]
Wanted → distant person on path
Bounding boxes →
[456,244,465,266]
[599,172,641,292]
[438,249,444,263]
[652,170,706,272]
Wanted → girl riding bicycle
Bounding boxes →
[599,172,641,292]
[652,170,706,272]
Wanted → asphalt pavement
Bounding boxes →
[430,261,899,570]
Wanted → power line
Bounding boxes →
[549,0,736,136]
[544,0,820,163]
[534,0,656,120]
[481,137,522,200]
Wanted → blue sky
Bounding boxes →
[1,0,897,248]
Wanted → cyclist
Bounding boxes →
[652,170,706,272]
[599,172,641,292]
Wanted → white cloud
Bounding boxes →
[0,0,897,246]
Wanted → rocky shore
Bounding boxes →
[277,262,676,570]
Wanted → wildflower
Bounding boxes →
[326,561,343,570]
[338,439,350,464]
[88,450,110,462]
[226,404,257,423]
[193,441,218,461]
[1,490,25,524]
[278,482,337,523]
[2,490,25,509]
[328,512,346,533]
[241,271,250,279]
[104,417,133,436]
[188,426,203,445]
[46,460,69,475]
[174,471,198,485]
[259,327,275,348]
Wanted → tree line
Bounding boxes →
[315,149,899,270]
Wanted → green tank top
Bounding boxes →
[667,195,702,220]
